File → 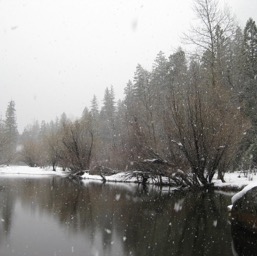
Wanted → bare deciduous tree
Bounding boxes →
[164,81,249,186]
[43,124,61,171]
[61,119,94,173]
[184,0,235,86]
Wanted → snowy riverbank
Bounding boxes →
[0,165,67,177]
[212,171,257,190]
[0,165,256,191]
[81,170,257,191]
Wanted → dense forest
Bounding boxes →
[1,0,257,187]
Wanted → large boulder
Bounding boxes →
[231,184,257,232]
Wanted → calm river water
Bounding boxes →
[0,176,251,256]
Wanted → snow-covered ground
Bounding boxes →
[81,172,139,183]
[82,170,257,190]
[212,171,257,190]
[0,165,67,177]
[0,165,257,191]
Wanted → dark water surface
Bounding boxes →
[0,176,246,256]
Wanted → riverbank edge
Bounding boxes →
[80,171,257,192]
[0,165,256,192]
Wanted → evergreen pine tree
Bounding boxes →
[90,95,99,119]
[4,100,18,163]
[243,18,257,79]
[242,18,257,125]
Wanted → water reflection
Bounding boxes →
[0,177,236,256]
[0,183,14,243]
[231,221,257,256]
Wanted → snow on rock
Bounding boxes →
[231,182,257,204]
[230,183,257,233]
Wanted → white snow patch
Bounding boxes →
[213,171,257,190]
[0,165,67,177]
[81,171,138,183]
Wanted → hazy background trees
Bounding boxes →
[2,0,256,186]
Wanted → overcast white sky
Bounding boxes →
[0,0,256,131]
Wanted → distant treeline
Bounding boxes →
[2,0,257,187]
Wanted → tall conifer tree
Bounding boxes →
[4,100,18,163]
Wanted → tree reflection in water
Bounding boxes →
[231,220,257,256]
[0,183,14,243]
[0,177,243,256]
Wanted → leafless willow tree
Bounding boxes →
[164,81,249,185]
[43,123,61,171]
[60,119,94,172]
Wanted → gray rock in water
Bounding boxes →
[231,186,257,232]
